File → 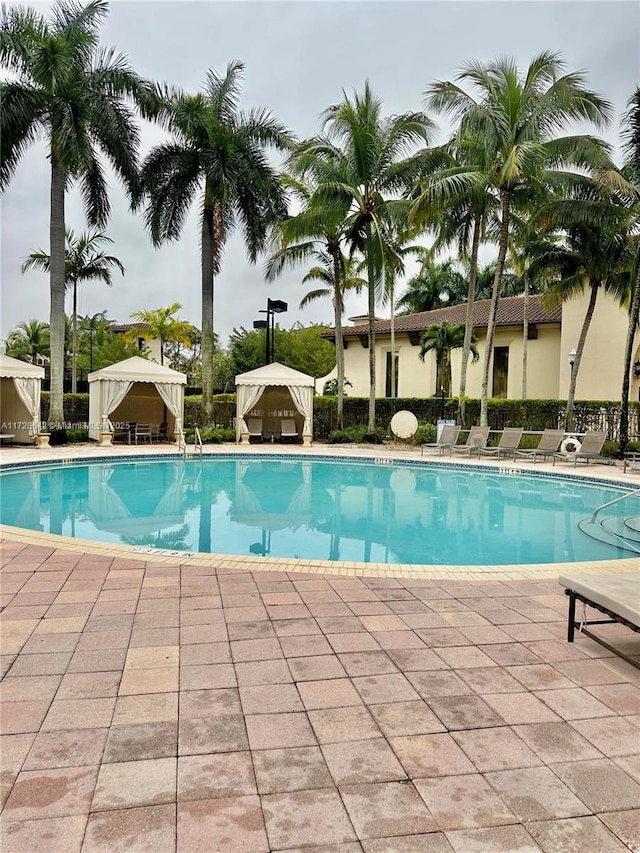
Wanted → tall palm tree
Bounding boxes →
[419,321,479,396]
[265,173,356,429]
[5,319,50,364]
[294,83,434,431]
[125,303,193,366]
[1,0,155,425]
[427,51,612,425]
[138,61,292,422]
[21,229,124,392]
[532,217,633,430]
[619,87,640,454]
[410,136,497,426]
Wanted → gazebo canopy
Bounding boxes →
[88,356,186,441]
[0,354,45,442]
[0,354,45,379]
[88,356,186,385]
[235,362,315,444]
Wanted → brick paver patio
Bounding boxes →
[1,539,639,852]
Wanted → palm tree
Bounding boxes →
[427,51,612,425]
[419,320,479,396]
[138,61,292,422]
[79,310,113,372]
[21,229,125,392]
[532,218,633,430]
[125,303,193,366]
[409,137,498,427]
[619,87,640,454]
[265,173,357,429]
[5,319,50,363]
[1,0,155,425]
[294,82,434,431]
[396,259,466,314]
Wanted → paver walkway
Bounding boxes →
[1,540,640,852]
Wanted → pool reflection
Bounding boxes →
[0,458,631,565]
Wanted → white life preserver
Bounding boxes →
[561,436,582,454]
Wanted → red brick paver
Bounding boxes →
[1,540,639,851]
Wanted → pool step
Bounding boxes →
[578,515,640,555]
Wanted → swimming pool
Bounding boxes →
[1,455,638,566]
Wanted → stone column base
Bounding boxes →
[240,433,250,445]
[35,433,50,449]
[99,432,113,447]
[302,435,312,447]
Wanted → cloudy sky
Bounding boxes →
[1,0,637,348]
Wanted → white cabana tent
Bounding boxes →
[235,362,315,446]
[0,354,45,443]
[88,356,186,443]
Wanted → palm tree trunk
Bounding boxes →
[49,153,66,428]
[366,222,376,433]
[331,249,346,430]
[458,214,481,427]
[201,207,215,423]
[522,271,529,401]
[618,263,640,453]
[480,191,511,427]
[390,287,396,399]
[565,281,600,431]
[71,282,78,394]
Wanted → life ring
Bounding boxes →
[561,436,582,454]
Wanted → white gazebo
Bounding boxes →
[235,362,315,446]
[88,356,186,445]
[0,354,45,444]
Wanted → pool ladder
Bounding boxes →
[183,427,203,461]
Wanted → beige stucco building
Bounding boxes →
[320,292,640,403]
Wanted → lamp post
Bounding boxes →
[254,298,287,364]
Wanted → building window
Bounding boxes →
[385,351,399,397]
[492,347,509,398]
[137,337,145,350]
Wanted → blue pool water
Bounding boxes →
[1,457,637,565]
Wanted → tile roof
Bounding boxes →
[112,322,153,332]
[324,295,562,339]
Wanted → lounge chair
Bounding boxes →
[478,427,524,460]
[449,425,490,457]
[247,418,263,443]
[560,572,640,667]
[280,418,299,443]
[421,424,461,456]
[514,429,564,463]
[553,430,609,466]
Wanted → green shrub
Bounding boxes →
[66,428,89,443]
[413,423,437,445]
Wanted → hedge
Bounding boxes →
[41,392,640,443]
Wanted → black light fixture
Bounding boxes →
[633,360,640,377]
[254,298,288,364]
[568,348,577,376]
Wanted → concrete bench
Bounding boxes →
[0,434,16,445]
[559,572,640,668]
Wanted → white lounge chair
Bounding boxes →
[560,572,640,667]
[247,418,263,443]
[280,418,299,443]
